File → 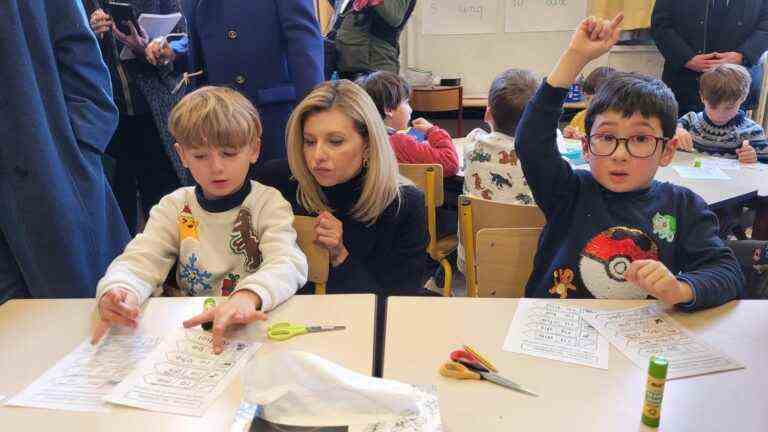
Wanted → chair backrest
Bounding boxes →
[459,194,546,297]
[475,228,542,298]
[398,163,444,206]
[410,86,463,112]
[292,215,329,294]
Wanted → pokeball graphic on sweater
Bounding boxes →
[578,227,659,299]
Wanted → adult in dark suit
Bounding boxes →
[149,0,324,164]
[0,0,130,303]
[652,0,768,114]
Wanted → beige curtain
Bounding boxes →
[589,0,656,30]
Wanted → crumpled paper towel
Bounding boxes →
[243,351,437,427]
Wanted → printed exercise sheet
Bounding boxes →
[502,300,609,369]
[582,304,745,379]
[6,334,161,412]
[105,328,261,416]
[672,165,731,180]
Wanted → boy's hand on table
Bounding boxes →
[183,290,266,354]
[737,140,757,164]
[625,260,694,306]
[92,287,140,344]
[674,127,694,152]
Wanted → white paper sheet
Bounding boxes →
[422,0,498,35]
[120,13,182,60]
[582,304,745,379]
[506,0,587,33]
[6,334,161,412]
[105,328,260,416]
[672,165,731,180]
[502,300,609,369]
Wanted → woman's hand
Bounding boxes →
[89,9,113,37]
[146,37,176,66]
[315,211,349,266]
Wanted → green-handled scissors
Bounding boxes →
[267,322,346,341]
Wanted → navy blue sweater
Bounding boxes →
[515,82,744,311]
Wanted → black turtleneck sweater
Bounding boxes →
[514,81,744,311]
[254,159,428,296]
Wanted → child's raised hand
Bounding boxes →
[411,118,434,133]
[568,14,624,63]
[674,127,694,152]
[624,259,694,306]
[736,140,757,164]
[182,290,266,354]
[92,287,140,344]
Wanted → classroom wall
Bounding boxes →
[400,1,664,97]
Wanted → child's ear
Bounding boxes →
[580,136,592,162]
[174,143,189,168]
[249,138,261,164]
[484,107,493,126]
[659,137,678,167]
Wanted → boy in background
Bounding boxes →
[676,63,768,163]
[563,66,617,139]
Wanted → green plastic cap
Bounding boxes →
[648,355,669,379]
[204,297,216,309]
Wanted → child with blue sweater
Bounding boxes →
[516,14,744,310]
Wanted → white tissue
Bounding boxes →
[243,351,434,427]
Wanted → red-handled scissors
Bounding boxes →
[442,349,539,397]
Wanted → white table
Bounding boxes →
[658,151,761,209]
[383,297,768,431]
[0,295,376,430]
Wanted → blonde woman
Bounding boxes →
[256,80,429,297]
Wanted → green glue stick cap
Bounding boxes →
[648,355,669,379]
[202,298,216,331]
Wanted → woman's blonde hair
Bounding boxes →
[168,86,262,150]
[286,80,404,225]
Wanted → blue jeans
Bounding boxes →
[743,58,765,111]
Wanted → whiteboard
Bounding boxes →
[506,0,587,33]
[422,0,499,35]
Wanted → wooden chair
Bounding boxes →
[475,228,543,298]
[410,86,464,137]
[458,195,546,297]
[752,52,768,127]
[293,215,330,294]
[398,164,458,296]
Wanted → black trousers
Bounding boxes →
[106,113,181,235]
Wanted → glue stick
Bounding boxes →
[201,297,216,331]
[693,158,702,168]
[641,355,668,428]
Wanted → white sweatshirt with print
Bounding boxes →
[96,181,308,311]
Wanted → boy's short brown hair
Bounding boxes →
[581,66,617,95]
[699,63,751,106]
[356,71,411,119]
[488,69,539,136]
[168,86,262,150]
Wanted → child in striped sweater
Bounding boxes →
[676,64,768,163]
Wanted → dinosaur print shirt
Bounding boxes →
[96,181,308,312]
[462,129,534,205]
[514,81,744,311]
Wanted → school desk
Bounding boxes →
[383,297,767,431]
[0,294,376,430]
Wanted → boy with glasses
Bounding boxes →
[516,14,744,310]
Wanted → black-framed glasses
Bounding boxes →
[587,134,668,158]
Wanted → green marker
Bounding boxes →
[641,355,669,428]
[201,297,216,331]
